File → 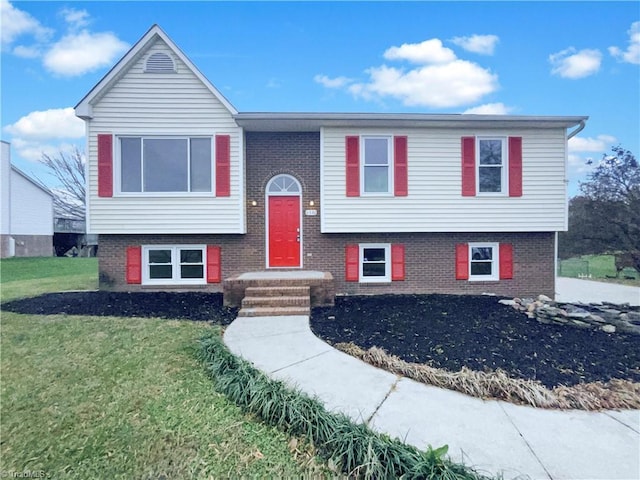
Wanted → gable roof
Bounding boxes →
[75,24,237,119]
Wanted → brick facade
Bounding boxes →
[97,132,556,298]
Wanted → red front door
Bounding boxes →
[268,196,301,267]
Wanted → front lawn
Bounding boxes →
[0,313,328,478]
[0,258,328,478]
[0,257,98,302]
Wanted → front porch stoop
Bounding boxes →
[223,271,335,314]
[239,286,310,317]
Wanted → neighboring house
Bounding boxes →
[1,141,54,258]
[75,25,587,299]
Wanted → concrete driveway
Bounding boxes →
[555,277,640,306]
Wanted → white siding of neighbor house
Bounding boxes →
[10,170,53,236]
[321,127,568,233]
[86,38,244,234]
[1,142,10,235]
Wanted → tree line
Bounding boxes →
[558,146,639,271]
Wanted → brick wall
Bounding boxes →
[97,131,556,297]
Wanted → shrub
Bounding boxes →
[197,330,488,479]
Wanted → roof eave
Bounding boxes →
[234,113,589,132]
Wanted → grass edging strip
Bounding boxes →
[336,343,640,411]
[197,330,490,480]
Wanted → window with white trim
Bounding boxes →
[477,138,506,194]
[360,243,391,283]
[119,137,212,193]
[143,246,206,284]
[362,136,392,194]
[469,243,499,281]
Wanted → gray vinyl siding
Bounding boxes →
[86,38,244,234]
[321,127,567,233]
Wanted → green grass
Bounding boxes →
[558,254,639,286]
[1,314,328,478]
[0,257,98,302]
[1,257,329,478]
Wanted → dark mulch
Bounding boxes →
[1,291,238,325]
[311,294,640,389]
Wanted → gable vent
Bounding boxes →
[145,52,175,73]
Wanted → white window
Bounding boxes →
[362,136,392,194]
[143,246,206,285]
[119,137,212,194]
[469,243,499,281]
[360,243,391,283]
[477,138,506,194]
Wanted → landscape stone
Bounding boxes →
[505,296,640,336]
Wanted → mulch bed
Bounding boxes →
[5,291,639,390]
[310,294,640,389]
[1,291,238,325]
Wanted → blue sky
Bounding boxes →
[1,1,638,196]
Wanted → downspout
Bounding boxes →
[567,120,586,140]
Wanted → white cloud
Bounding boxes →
[609,21,640,65]
[568,134,617,153]
[463,103,513,115]
[314,74,353,88]
[61,7,90,30]
[450,34,499,55]
[383,39,457,64]
[12,44,42,58]
[43,30,129,77]
[0,0,53,47]
[348,60,498,108]
[4,107,85,140]
[317,38,499,108]
[549,47,602,79]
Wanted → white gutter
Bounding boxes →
[567,120,586,139]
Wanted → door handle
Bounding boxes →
[296,236,300,242]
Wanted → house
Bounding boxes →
[1,141,54,258]
[75,25,587,304]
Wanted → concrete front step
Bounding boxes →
[244,286,310,297]
[242,295,311,308]
[238,306,311,317]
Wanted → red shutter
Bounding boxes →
[125,246,142,284]
[215,135,231,197]
[97,134,113,197]
[345,136,360,197]
[345,244,359,281]
[394,136,408,196]
[499,243,514,280]
[207,245,221,283]
[455,243,469,280]
[391,244,405,281]
[461,136,476,197]
[509,137,523,197]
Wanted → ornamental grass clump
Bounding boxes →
[336,342,640,411]
[197,331,488,480]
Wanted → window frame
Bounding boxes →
[468,242,500,281]
[359,243,391,283]
[142,245,207,285]
[116,135,214,196]
[476,137,507,196]
[360,136,393,196]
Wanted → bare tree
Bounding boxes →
[40,146,86,220]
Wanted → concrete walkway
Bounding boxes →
[224,315,640,480]
[556,277,640,306]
